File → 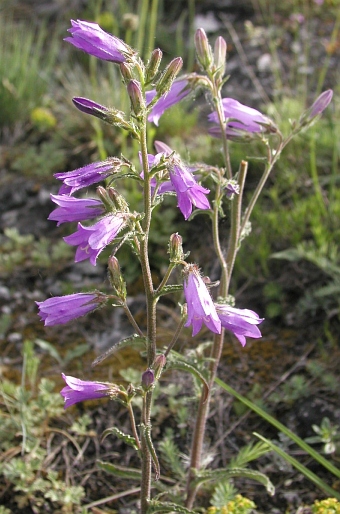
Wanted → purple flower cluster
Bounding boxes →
[183,264,263,345]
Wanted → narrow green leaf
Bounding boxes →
[193,467,275,496]
[97,460,141,480]
[167,357,209,403]
[154,284,183,299]
[147,500,197,513]
[215,377,340,480]
[143,424,160,481]
[92,335,148,366]
[101,427,139,450]
[254,433,340,500]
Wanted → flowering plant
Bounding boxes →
[36,18,332,512]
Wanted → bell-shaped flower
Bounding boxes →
[65,19,133,63]
[208,98,271,138]
[215,304,264,347]
[146,79,190,126]
[55,160,116,195]
[183,264,221,336]
[36,292,106,326]
[154,141,210,220]
[64,213,127,265]
[60,373,113,408]
[48,195,104,226]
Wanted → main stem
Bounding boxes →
[139,122,157,513]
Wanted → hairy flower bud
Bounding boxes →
[120,62,134,82]
[146,48,163,83]
[106,187,130,212]
[169,233,184,262]
[108,256,126,299]
[127,79,145,116]
[142,369,155,390]
[195,28,213,71]
[156,57,183,97]
[214,36,227,80]
[153,354,166,380]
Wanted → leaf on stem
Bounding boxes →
[97,460,141,480]
[147,500,197,513]
[101,427,139,451]
[92,334,148,366]
[166,357,209,403]
[192,467,275,496]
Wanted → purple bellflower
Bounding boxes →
[146,79,190,126]
[208,98,270,138]
[154,141,210,220]
[183,264,221,336]
[36,292,105,326]
[65,19,133,63]
[48,195,104,226]
[215,304,263,347]
[55,160,115,195]
[60,373,112,408]
[64,214,127,265]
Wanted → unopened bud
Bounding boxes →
[156,57,183,97]
[120,62,134,82]
[299,89,333,126]
[214,36,227,79]
[73,97,111,122]
[153,354,166,380]
[106,187,129,212]
[169,233,184,263]
[146,48,163,83]
[195,28,213,71]
[142,369,155,390]
[127,79,145,116]
[108,256,126,299]
[97,186,115,211]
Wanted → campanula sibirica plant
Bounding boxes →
[36,19,333,512]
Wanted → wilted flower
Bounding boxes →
[154,141,210,220]
[36,292,105,326]
[48,195,104,226]
[65,19,133,63]
[60,373,111,408]
[183,264,221,336]
[215,304,263,346]
[55,160,116,195]
[208,98,271,138]
[146,79,190,126]
[64,214,127,265]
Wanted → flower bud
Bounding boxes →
[106,187,130,212]
[142,369,155,390]
[153,354,166,380]
[146,48,163,83]
[195,28,213,71]
[168,233,184,263]
[299,89,333,126]
[156,57,183,97]
[225,180,240,199]
[127,79,145,116]
[108,256,126,299]
[214,36,227,80]
[120,62,134,82]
